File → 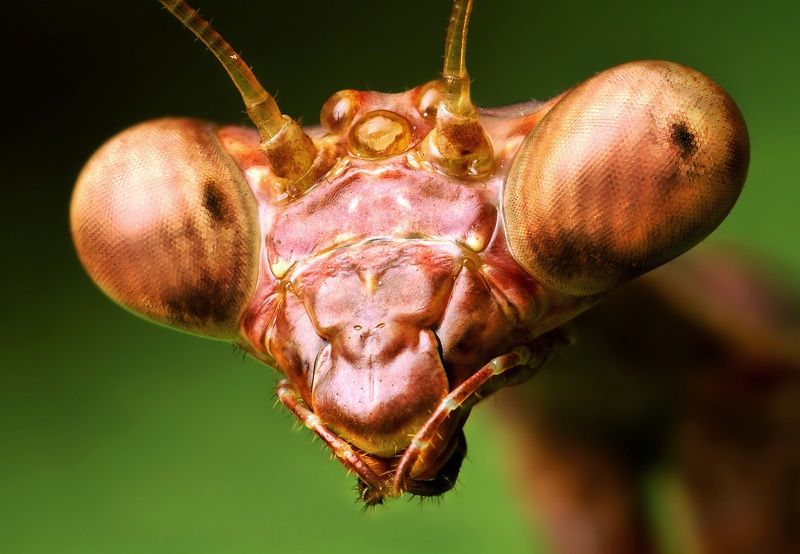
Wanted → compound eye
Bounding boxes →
[71,118,260,338]
[503,61,749,296]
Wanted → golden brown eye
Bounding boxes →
[503,61,749,297]
[320,90,360,135]
[70,118,261,338]
[416,81,443,121]
[348,110,412,159]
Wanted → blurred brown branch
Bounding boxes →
[497,247,800,554]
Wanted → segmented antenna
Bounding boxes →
[442,0,473,116]
[159,0,317,186]
[422,0,493,178]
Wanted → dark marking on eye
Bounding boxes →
[163,277,237,326]
[534,229,642,293]
[202,181,228,223]
[670,122,698,158]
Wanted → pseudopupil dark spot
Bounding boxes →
[202,181,227,222]
[670,121,698,158]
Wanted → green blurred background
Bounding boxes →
[2,1,798,552]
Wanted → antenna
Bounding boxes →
[159,1,317,187]
[422,0,493,178]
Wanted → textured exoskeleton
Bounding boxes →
[70,0,749,504]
